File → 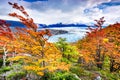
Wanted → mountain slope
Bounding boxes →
[4,20,88,28]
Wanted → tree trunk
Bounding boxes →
[68,55,70,61]
[77,57,84,64]
[96,46,103,69]
[41,51,45,67]
[3,47,7,67]
[110,58,114,72]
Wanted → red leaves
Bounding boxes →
[8,2,38,31]
[0,19,14,40]
[8,2,29,17]
[94,17,105,30]
[8,13,17,18]
[0,20,6,25]
[20,6,24,10]
[45,29,52,37]
[38,29,52,37]
[86,17,105,38]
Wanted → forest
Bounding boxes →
[0,2,120,80]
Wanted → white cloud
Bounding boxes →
[0,0,120,26]
[86,0,111,8]
[102,5,120,24]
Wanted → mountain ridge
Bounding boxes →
[4,20,88,28]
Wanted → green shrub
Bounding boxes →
[53,72,80,80]
[61,58,71,63]
[0,66,12,73]
[7,71,26,80]
[98,69,120,80]
[41,71,81,80]
[55,38,79,63]
[3,66,12,72]
[70,66,86,76]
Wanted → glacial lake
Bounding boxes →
[39,27,88,42]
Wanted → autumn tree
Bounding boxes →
[76,17,106,69]
[103,23,120,72]
[7,2,70,79]
[76,17,120,72]
[87,17,105,69]
[0,19,15,66]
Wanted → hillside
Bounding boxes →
[0,1,120,80]
[75,23,120,79]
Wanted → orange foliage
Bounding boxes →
[6,2,70,76]
[76,18,120,71]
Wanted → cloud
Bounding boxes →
[26,0,84,12]
[102,5,120,24]
[23,0,48,2]
[0,0,120,26]
[86,0,111,8]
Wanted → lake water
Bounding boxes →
[39,27,88,42]
[11,26,88,42]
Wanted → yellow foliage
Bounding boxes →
[8,56,27,61]
[47,66,57,72]
[103,38,109,43]
[38,59,45,63]
[57,62,70,71]
[24,65,45,76]
[0,2,71,78]
[37,72,44,76]
[24,66,45,71]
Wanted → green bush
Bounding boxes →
[55,38,79,63]
[70,66,86,76]
[7,71,26,80]
[100,70,120,80]
[0,66,12,74]
[61,58,71,63]
[52,72,80,80]
[3,66,12,72]
[41,71,81,80]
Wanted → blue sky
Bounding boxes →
[0,0,120,25]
